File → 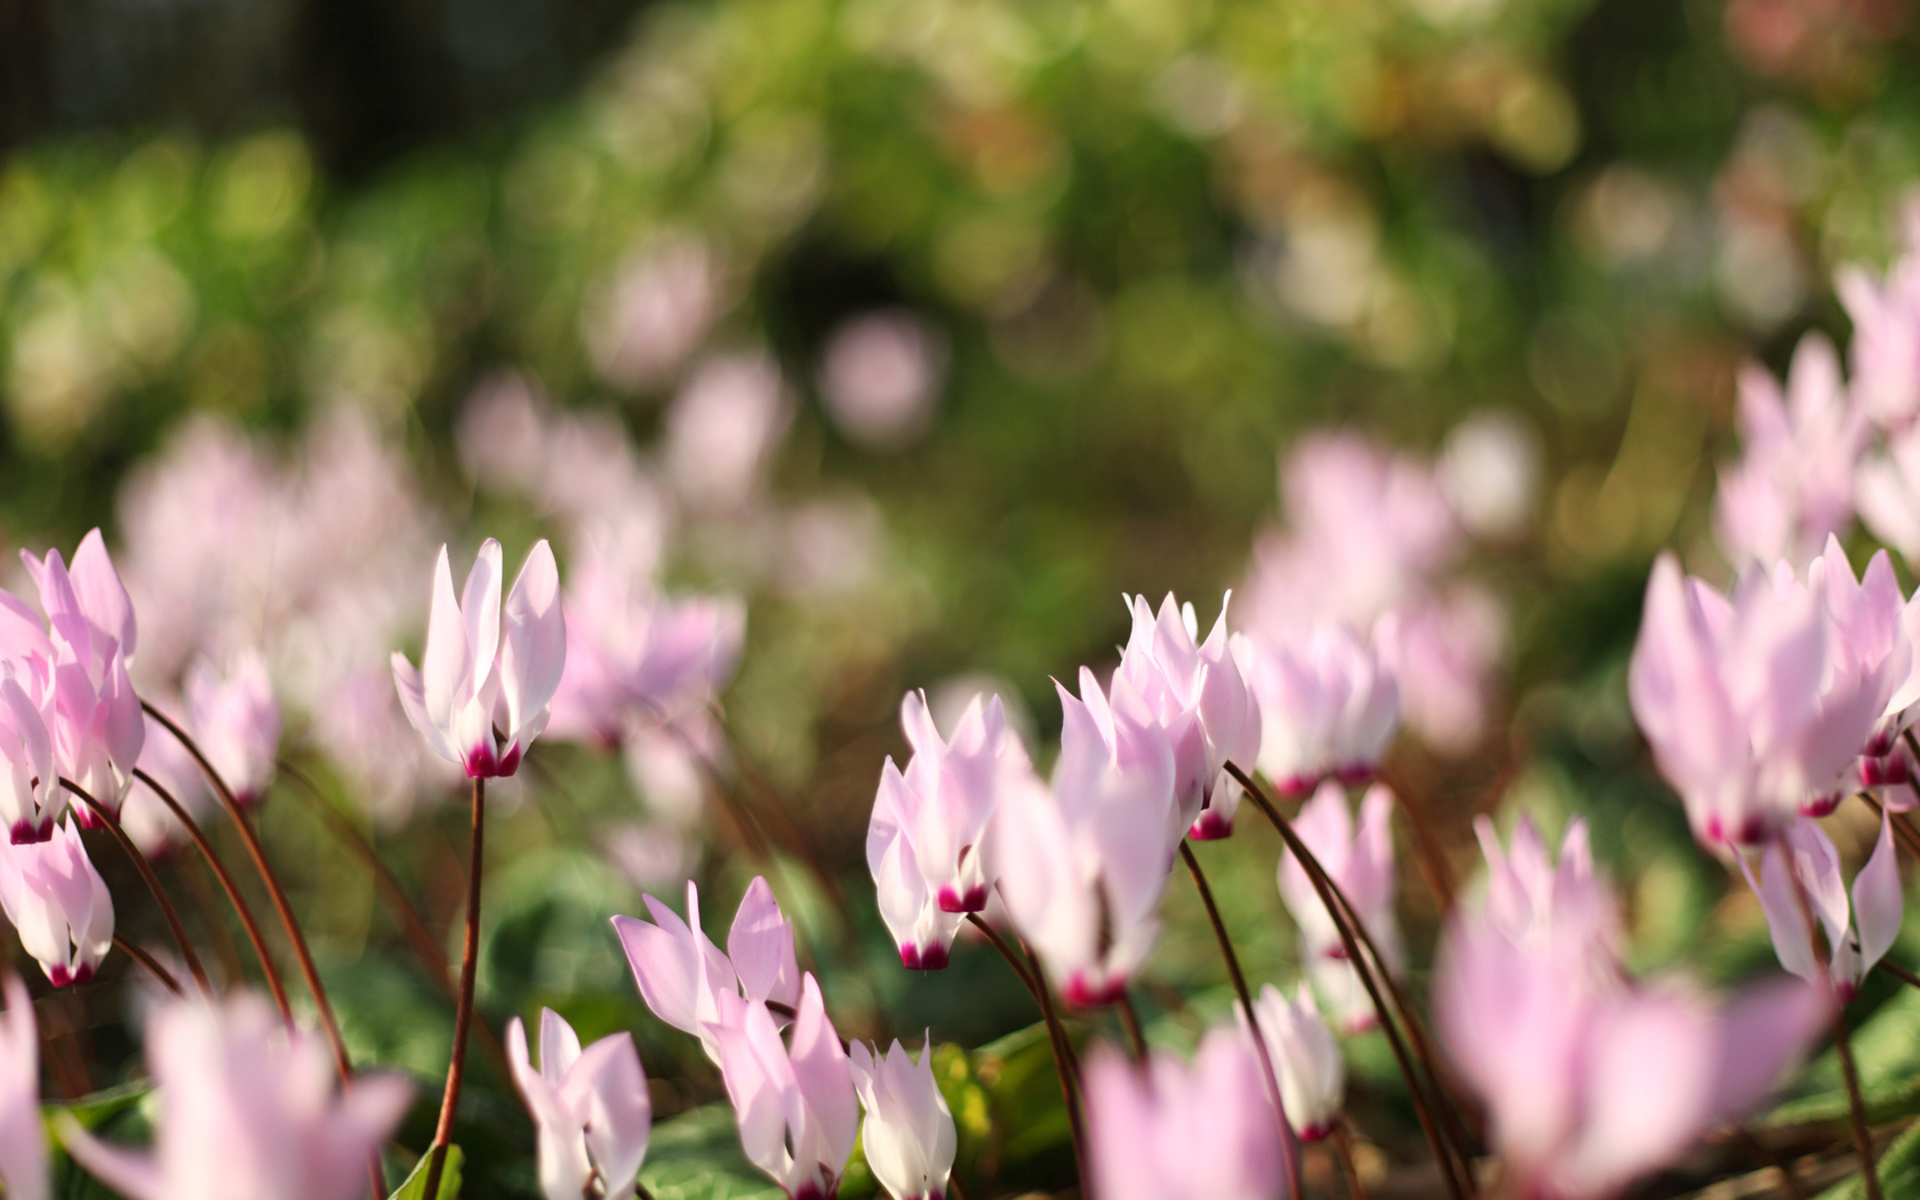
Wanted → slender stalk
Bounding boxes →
[1225,762,1471,1200]
[1856,793,1920,861]
[59,779,211,996]
[963,913,1045,1003]
[1115,993,1148,1062]
[1731,1126,1807,1200]
[1376,768,1456,915]
[112,935,185,998]
[1880,960,1920,991]
[1778,832,1881,1200]
[278,759,511,1083]
[142,704,353,1080]
[1014,934,1087,1183]
[424,776,486,1200]
[1331,1122,1369,1200]
[1180,841,1302,1198]
[142,705,387,1200]
[132,769,292,1019]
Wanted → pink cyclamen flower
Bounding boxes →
[613,877,801,1057]
[817,310,947,450]
[1277,782,1403,1032]
[1741,813,1901,1001]
[1436,860,1829,1200]
[848,1036,956,1200]
[1085,1025,1289,1200]
[1235,623,1398,799]
[121,710,211,859]
[1115,593,1259,840]
[709,975,858,1200]
[60,993,413,1200]
[507,1008,652,1200]
[1836,201,1920,430]
[0,668,57,845]
[548,539,746,746]
[868,690,1035,968]
[392,538,566,779]
[0,817,111,986]
[1250,982,1345,1142]
[1471,815,1620,969]
[1712,333,1869,568]
[0,975,46,1200]
[1856,422,1920,565]
[993,669,1178,1007]
[1628,553,1882,845]
[184,651,280,809]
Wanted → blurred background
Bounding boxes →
[8,0,1920,1195]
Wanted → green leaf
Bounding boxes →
[52,1081,151,1131]
[639,1105,784,1200]
[1814,1119,1920,1200]
[388,1145,463,1200]
[1765,987,1920,1129]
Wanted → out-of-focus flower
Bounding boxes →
[1235,624,1397,799]
[994,669,1177,1006]
[817,311,947,450]
[1437,830,1830,1200]
[1713,334,1868,568]
[1438,412,1540,541]
[1857,422,1920,567]
[1471,815,1619,967]
[60,992,413,1200]
[664,353,792,512]
[1741,813,1901,1000]
[1628,553,1882,844]
[548,542,744,746]
[1277,782,1401,1032]
[709,975,858,1200]
[1807,540,1920,788]
[1837,203,1920,431]
[613,877,801,1056]
[184,652,279,809]
[869,690,1035,968]
[1376,586,1505,755]
[0,975,46,1200]
[586,236,723,392]
[507,1008,652,1200]
[848,1036,956,1200]
[392,539,566,779]
[0,817,111,986]
[1250,983,1344,1142]
[121,710,211,858]
[0,670,57,844]
[1084,1025,1288,1200]
[604,821,698,893]
[1116,594,1259,840]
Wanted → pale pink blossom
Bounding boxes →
[184,651,280,809]
[0,975,46,1200]
[586,236,723,392]
[1376,586,1505,755]
[1628,554,1882,844]
[817,311,946,449]
[1741,813,1901,1000]
[613,877,801,1057]
[1277,782,1402,1032]
[1116,593,1259,839]
[848,1037,955,1200]
[1471,815,1619,968]
[1713,334,1868,567]
[1438,412,1539,541]
[1235,624,1397,799]
[1084,1024,1289,1200]
[1856,423,1920,564]
[60,992,413,1200]
[664,353,793,512]
[548,542,744,746]
[121,709,211,858]
[0,667,57,844]
[1836,200,1920,430]
[868,689,1034,972]
[0,817,111,987]
[709,975,858,1200]
[993,669,1178,1007]
[507,1008,652,1200]
[392,538,566,779]
[1250,983,1344,1142]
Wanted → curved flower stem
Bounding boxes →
[963,912,1046,1002]
[424,775,486,1200]
[1856,792,1920,862]
[278,759,511,1083]
[1012,933,1086,1185]
[132,769,292,1019]
[1114,992,1148,1062]
[1879,960,1920,991]
[1778,833,1881,1200]
[1179,841,1302,1199]
[1225,762,1472,1200]
[112,934,184,998]
[1375,767,1456,915]
[1331,1121,1369,1200]
[142,704,353,1076]
[58,779,211,996]
[1731,1126,1807,1200]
